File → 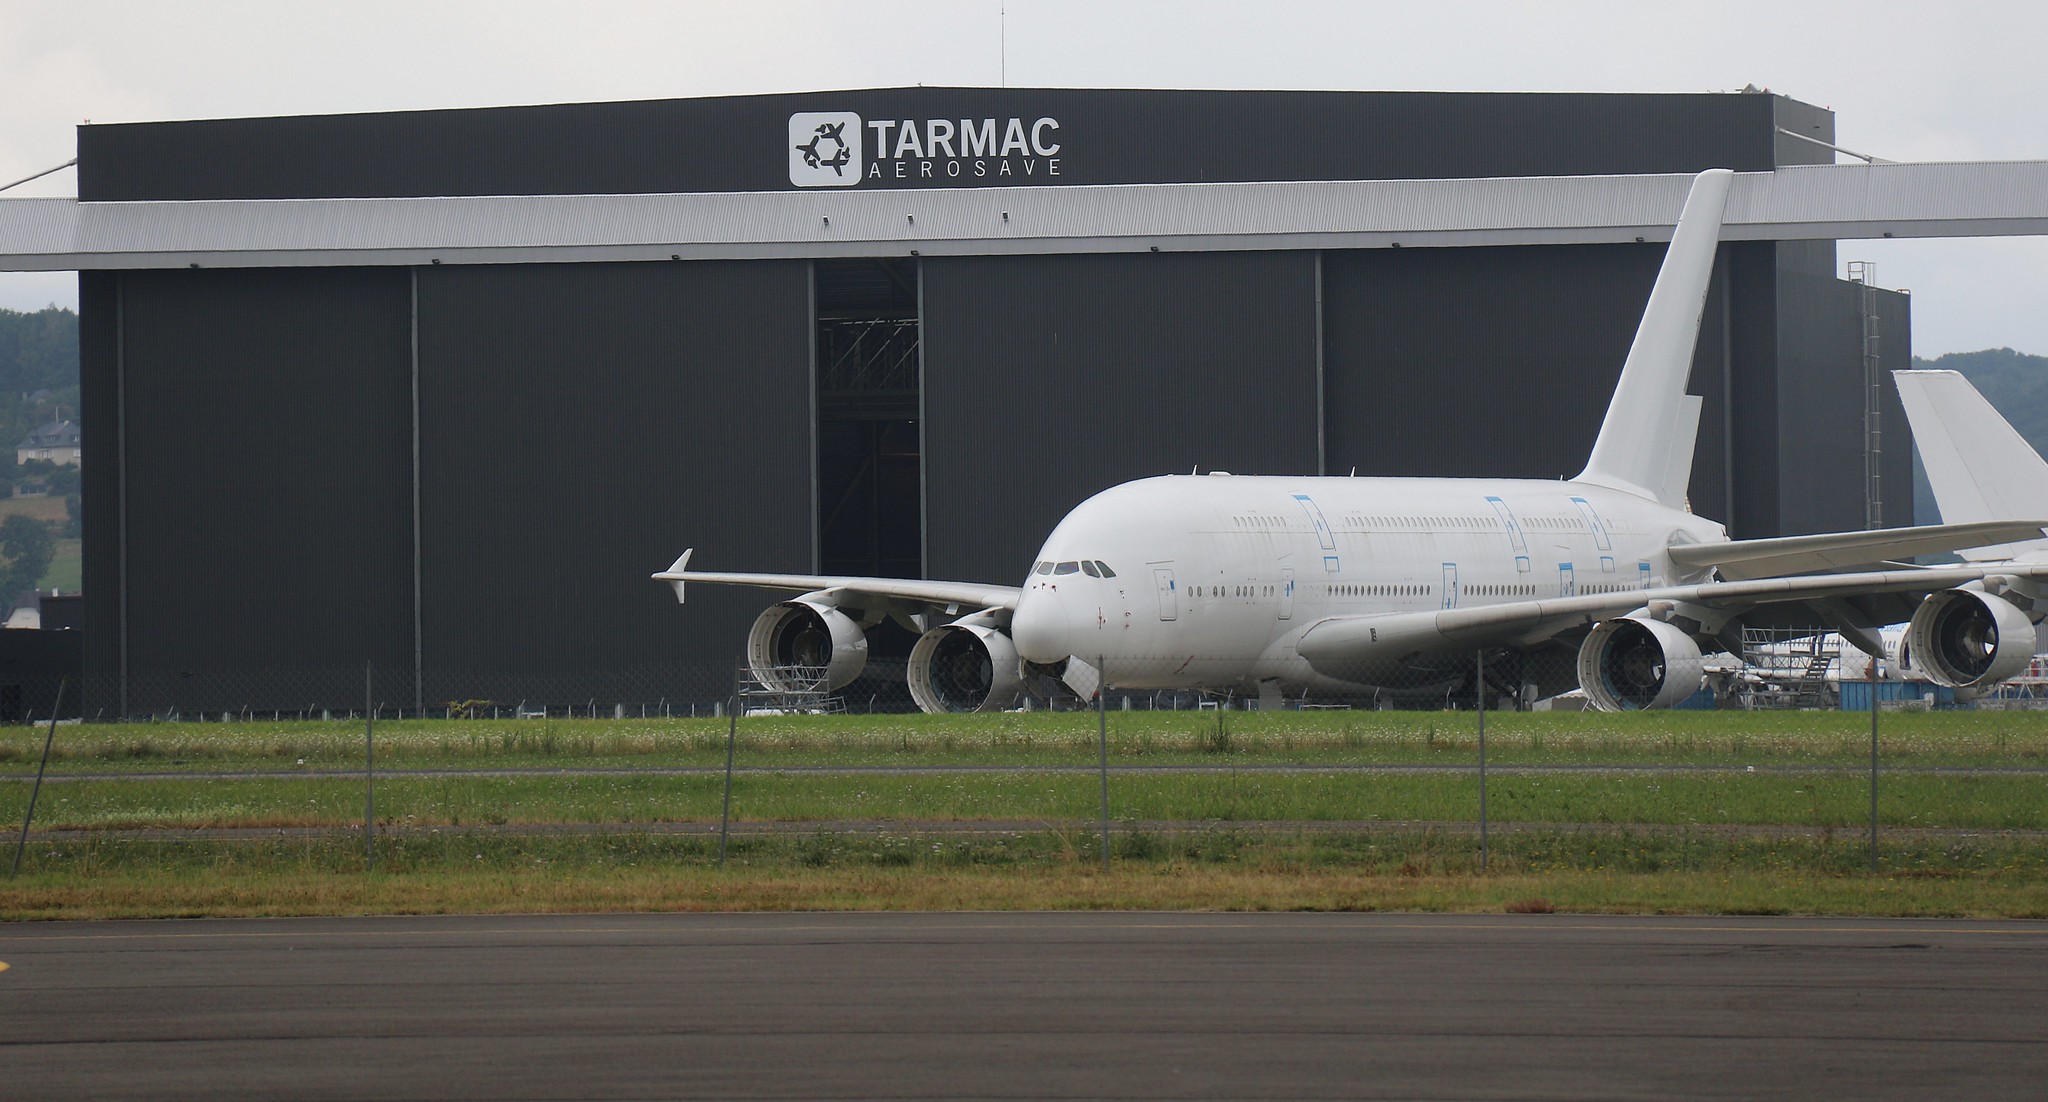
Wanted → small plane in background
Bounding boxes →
[657,170,2048,712]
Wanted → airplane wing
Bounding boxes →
[1666,520,2048,580]
[652,551,1021,614]
[1295,561,2048,663]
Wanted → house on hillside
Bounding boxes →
[17,420,80,467]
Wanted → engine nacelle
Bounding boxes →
[746,599,868,691]
[1905,589,2035,689]
[907,625,1024,713]
[1576,616,1705,711]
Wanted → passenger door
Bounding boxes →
[1152,567,1178,621]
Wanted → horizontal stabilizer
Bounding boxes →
[1667,520,2048,581]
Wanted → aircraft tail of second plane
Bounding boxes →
[1895,368,2048,561]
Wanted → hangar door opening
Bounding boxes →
[816,258,923,579]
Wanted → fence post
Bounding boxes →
[1476,650,1487,872]
[10,679,64,877]
[1096,656,1111,872]
[1868,656,1879,873]
[719,657,739,868]
[365,662,375,872]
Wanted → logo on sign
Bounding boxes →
[789,112,863,187]
[787,110,1065,187]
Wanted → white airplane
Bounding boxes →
[657,170,2048,712]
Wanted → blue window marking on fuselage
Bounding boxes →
[1485,495,1527,553]
[1569,496,1613,551]
[1292,493,1337,550]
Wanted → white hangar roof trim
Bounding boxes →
[3,160,2048,272]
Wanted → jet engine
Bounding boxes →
[907,624,1024,713]
[746,598,868,691]
[1575,616,1705,711]
[1904,589,2035,690]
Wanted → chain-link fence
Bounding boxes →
[12,639,2048,892]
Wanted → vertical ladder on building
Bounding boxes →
[1848,261,1883,529]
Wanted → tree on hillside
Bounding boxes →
[0,513,55,606]
[0,306,80,395]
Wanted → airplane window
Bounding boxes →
[1081,561,1102,577]
[1095,561,1117,577]
[1034,561,1054,575]
[1054,561,1080,575]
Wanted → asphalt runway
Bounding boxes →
[3,912,2046,1100]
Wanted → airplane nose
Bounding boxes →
[1011,587,1071,663]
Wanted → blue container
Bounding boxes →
[1841,680,1957,711]
[1674,686,1718,710]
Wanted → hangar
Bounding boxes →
[10,88,1933,713]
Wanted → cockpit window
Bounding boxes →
[1033,561,1054,575]
[1053,561,1081,575]
[1081,560,1102,578]
[1094,561,1117,578]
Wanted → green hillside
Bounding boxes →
[0,305,80,458]
[0,307,81,601]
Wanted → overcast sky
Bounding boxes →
[2,0,2044,357]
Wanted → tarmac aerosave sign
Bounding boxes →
[789,111,1063,187]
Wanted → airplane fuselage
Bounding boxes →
[1010,473,1726,692]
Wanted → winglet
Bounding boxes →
[654,549,694,603]
[1575,169,1734,508]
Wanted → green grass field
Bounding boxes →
[5,708,2047,770]
[5,769,2045,832]
[5,710,2048,920]
[0,494,69,524]
[39,536,79,592]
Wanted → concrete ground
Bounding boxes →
[3,911,2045,1100]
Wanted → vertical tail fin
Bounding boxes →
[1574,169,1734,508]
[1893,369,2048,560]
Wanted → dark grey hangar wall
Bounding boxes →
[76,89,1910,713]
